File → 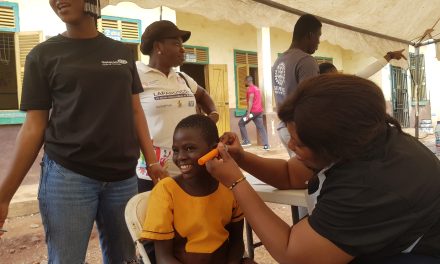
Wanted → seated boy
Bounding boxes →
[141,114,251,264]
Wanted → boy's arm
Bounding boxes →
[155,240,183,264]
[226,219,245,264]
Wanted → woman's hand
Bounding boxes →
[206,143,244,188]
[219,132,245,163]
[147,164,169,185]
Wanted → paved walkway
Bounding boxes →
[8,129,438,218]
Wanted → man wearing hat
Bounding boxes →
[136,20,219,192]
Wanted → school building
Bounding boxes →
[1,0,439,145]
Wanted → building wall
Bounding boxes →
[177,11,258,109]
[176,11,367,111]
[11,1,389,110]
[12,0,425,128]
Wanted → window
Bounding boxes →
[98,16,141,43]
[409,52,427,102]
[234,50,258,115]
[183,45,209,64]
[314,56,333,64]
[0,2,19,32]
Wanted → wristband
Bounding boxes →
[228,176,246,190]
[147,162,160,169]
[208,111,219,116]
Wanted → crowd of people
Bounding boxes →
[0,1,439,264]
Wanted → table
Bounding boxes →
[245,184,308,259]
[252,184,308,208]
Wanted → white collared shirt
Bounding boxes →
[137,61,198,148]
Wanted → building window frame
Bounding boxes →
[233,49,258,116]
[98,15,141,43]
[183,45,209,65]
[0,2,19,32]
[409,52,428,105]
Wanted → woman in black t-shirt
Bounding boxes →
[0,1,166,263]
[207,74,440,263]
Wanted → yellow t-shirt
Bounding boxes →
[141,177,244,253]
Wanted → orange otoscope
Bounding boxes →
[198,149,219,165]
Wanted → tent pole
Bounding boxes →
[251,0,413,45]
[417,38,440,47]
[414,46,420,138]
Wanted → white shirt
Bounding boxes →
[356,57,388,78]
[137,62,198,149]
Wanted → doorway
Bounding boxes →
[180,63,206,88]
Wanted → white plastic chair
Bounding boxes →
[125,191,152,264]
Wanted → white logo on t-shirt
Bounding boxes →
[275,62,286,86]
[101,59,128,66]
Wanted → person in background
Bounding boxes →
[271,13,322,219]
[0,0,165,263]
[238,76,269,150]
[318,62,338,74]
[141,114,252,264]
[208,74,440,263]
[136,20,219,193]
[319,49,407,76]
[272,14,321,158]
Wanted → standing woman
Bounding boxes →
[136,20,219,192]
[0,0,165,263]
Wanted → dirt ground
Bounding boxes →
[0,203,293,264]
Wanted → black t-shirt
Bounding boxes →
[20,33,143,181]
[308,127,440,262]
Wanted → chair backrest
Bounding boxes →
[125,191,151,264]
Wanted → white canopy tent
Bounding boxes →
[101,0,440,62]
[101,0,440,135]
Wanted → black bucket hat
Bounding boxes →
[140,20,191,55]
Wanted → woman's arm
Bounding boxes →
[132,94,168,183]
[0,110,48,235]
[221,132,313,189]
[226,220,245,264]
[155,240,183,264]
[207,144,354,264]
[194,86,219,123]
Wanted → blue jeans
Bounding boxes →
[238,112,269,146]
[38,154,138,264]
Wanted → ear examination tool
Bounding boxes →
[198,149,219,165]
[198,145,228,165]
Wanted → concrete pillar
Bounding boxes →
[257,27,281,147]
[257,27,273,113]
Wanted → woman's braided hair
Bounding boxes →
[84,0,101,19]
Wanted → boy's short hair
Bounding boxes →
[175,114,219,146]
[319,62,337,74]
[245,76,253,82]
